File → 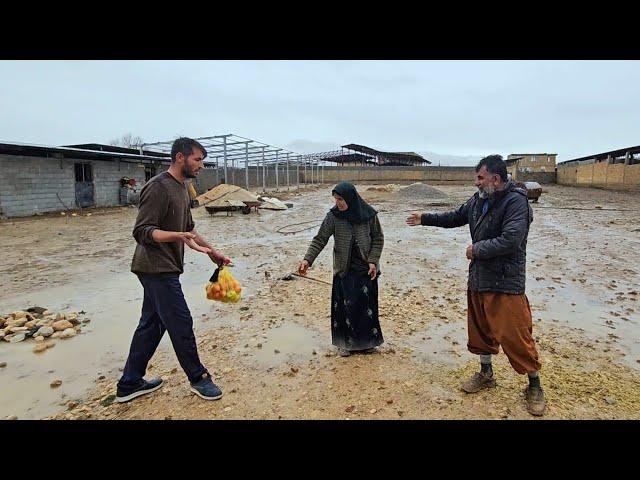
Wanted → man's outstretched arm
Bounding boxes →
[406,198,472,228]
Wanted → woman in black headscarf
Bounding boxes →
[298,182,385,356]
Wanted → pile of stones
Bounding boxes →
[0,307,91,353]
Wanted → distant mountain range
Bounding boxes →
[417,151,483,167]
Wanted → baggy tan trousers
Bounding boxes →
[467,289,542,374]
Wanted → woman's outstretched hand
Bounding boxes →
[298,260,310,276]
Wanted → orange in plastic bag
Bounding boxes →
[205,266,242,303]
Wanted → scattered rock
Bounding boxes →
[68,401,79,410]
[11,311,28,320]
[8,318,27,328]
[45,342,55,349]
[386,399,394,405]
[51,331,63,339]
[604,396,617,406]
[33,343,48,353]
[52,320,73,331]
[60,328,77,339]
[27,307,48,315]
[291,367,299,374]
[6,415,18,420]
[9,333,26,343]
[345,405,355,413]
[50,380,63,388]
[36,326,54,337]
[369,409,377,414]
[274,349,280,354]
[0,362,7,368]
[8,326,28,333]
[100,394,116,407]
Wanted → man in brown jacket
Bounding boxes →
[116,137,231,403]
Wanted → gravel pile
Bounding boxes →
[397,183,448,200]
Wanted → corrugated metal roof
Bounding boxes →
[65,143,170,158]
[0,140,172,162]
[558,145,640,165]
[341,143,431,164]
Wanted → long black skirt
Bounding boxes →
[331,269,384,351]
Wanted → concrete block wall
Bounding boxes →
[190,165,477,194]
[0,154,152,218]
[310,166,475,184]
[93,159,147,206]
[606,163,625,186]
[556,164,577,184]
[576,163,594,185]
[0,155,76,217]
[591,161,608,187]
[625,164,640,187]
[514,171,557,184]
[557,161,640,190]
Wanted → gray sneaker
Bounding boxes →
[116,377,164,403]
[524,385,546,416]
[190,376,223,401]
[461,372,496,393]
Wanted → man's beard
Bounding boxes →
[183,166,198,178]
[477,184,495,199]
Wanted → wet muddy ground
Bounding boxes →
[1,183,639,420]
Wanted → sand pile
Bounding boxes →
[397,183,448,200]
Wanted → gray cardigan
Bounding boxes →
[304,212,384,277]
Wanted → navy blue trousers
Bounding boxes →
[118,275,208,388]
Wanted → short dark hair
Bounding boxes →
[475,154,508,182]
[171,137,207,163]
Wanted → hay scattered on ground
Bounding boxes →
[449,337,640,419]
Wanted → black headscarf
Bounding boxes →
[330,182,377,224]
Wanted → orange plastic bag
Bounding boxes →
[205,266,242,303]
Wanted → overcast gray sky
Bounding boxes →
[1,60,638,165]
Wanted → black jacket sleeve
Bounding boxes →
[421,197,472,228]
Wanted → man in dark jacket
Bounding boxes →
[406,155,546,416]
